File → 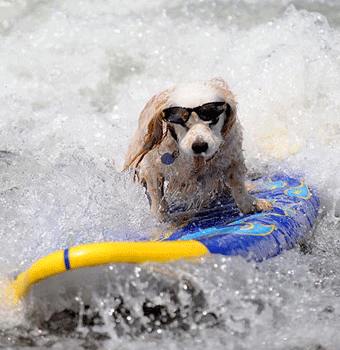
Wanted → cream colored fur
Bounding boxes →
[124,78,271,221]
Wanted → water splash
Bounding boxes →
[0,1,340,349]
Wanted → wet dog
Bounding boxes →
[124,78,271,221]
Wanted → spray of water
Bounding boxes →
[0,0,340,349]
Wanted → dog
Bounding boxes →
[124,78,272,222]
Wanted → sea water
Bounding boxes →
[0,0,339,349]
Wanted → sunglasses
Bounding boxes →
[162,102,229,126]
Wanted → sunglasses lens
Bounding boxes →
[163,107,189,124]
[198,102,226,121]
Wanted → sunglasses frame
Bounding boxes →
[162,102,229,126]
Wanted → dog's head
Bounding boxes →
[124,78,237,169]
[164,79,236,159]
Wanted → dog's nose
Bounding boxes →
[192,141,209,154]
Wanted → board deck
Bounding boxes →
[165,173,319,261]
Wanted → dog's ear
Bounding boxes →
[221,102,237,136]
[208,78,237,136]
[123,89,172,170]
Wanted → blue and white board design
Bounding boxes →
[163,174,319,261]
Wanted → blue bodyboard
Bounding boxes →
[163,174,319,261]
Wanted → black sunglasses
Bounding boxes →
[162,102,230,125]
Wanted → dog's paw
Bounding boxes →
[237,198,257,214]
[238,196,272,214]
[255,198,273,212]
[245,182,257,192]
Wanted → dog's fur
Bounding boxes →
[124,78,271,221]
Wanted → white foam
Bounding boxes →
[0,0,340,347]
